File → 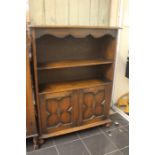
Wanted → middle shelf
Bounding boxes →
[37,59,113,70]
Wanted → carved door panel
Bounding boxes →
[79,85,112,125]
[39,90,78,134]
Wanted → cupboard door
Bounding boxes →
[39,90,78,134]
[79,85,112,125]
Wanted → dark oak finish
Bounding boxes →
[39,79,112,94]
[26,25,40,149]
[38,65,113,85]
[79,85,112,126]
[39,90,78,134]
[31,26,118,140]
[30,25,120,39]
[26,48,37,138]
[26,45,39,150]
[36,35,115,63]
[40,119,112,139]
[38,59,113,70]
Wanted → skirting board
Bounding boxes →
[112,105,129,121]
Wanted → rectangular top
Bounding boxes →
[30,25,122,29]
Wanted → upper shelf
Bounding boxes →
[31,26,121,39]
[38,59,113,70]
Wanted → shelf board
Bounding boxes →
[38,59,113,70]
[39,79,112,94]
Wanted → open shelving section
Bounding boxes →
[39,78,112,94]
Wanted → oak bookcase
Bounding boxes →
[31,26,119,140]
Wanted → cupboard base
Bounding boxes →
[39,118,112,139]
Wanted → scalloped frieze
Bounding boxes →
[34,28,117,39]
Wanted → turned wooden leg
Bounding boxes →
[105,122,112,127]
[39,139,44,145]
[33,137,39,150]
[104,119,112,128]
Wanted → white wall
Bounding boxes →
[112,0,129,104]
[29,0,111,26]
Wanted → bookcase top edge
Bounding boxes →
[29,25,122,30]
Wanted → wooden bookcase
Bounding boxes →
[31,26,119,140]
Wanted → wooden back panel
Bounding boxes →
[36,35,116,63]
[38,65,112,85]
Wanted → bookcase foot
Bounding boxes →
[33,137,39,150]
